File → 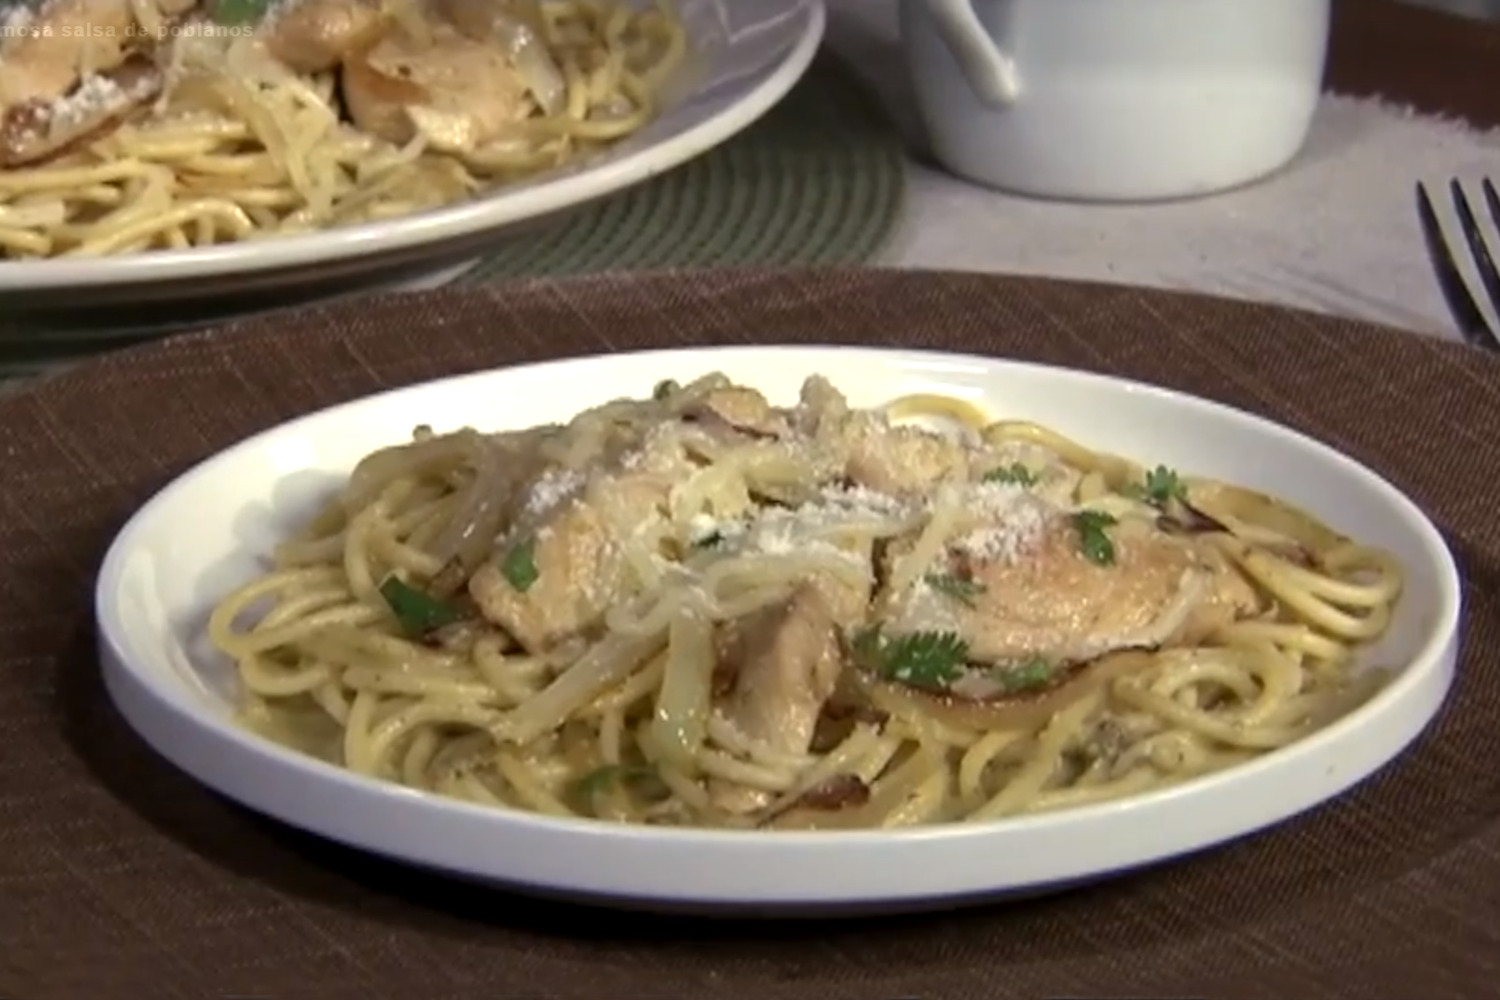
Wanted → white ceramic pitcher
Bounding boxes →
[900,0,1332,201]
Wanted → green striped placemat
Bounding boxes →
[460,54,905,279]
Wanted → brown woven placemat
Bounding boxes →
[3,268,1500,999]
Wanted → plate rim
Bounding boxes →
[0,0,826,292]
[93,343,1464,907]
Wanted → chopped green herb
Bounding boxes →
[652,379,680,401]
[994,657,1055,692]
[851,624,969,691]
[209,0,273,25]
[1071,510,1117,566]
[1125,465,1189,507]
[572,764,663,799]
[982,462,1036,486]
[500,535,539,592]
[692,530,724,549]
[923,572,987,607]
[379,576,461,637]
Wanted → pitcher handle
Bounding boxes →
[917,0,1020,107]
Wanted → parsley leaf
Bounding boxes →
[379,576,462,637]
[1071,510,1117,566]
[501,535,539,592]
[210,0,273,25]
[923,572,986,607]
[994,657,1055,692]
[572,764,665,801]
[982,462,1036,486]
[652,379,679,401]
[851,624,969,691]
[1125,465,1189,507]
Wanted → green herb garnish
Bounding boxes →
[982,462,1036,486]
[851,625,969,691]
[500,535,539,592]
[652,379,679,401]
[994,657,1055,692]
[692,531,724,549]
[1125,465,1189,507]
[923,572,986,607]
[379,576,461,637]
[572,764,663,799]
[1071,510,1117,566]
[210,0,273,25]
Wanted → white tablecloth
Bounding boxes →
[827,0,1500,341]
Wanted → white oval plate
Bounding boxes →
[95,346,1462,914]
[0,0,824,310]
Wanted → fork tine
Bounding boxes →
[1450,179,1500,338]
[1484,177,1500,234]
[1415,182,1494,347]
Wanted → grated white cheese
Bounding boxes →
[47,73,126,130]
[523,466,585,517]
[22,70,159,142]
[753,524,799,555]
[687,512,748,547]
[951,485,1051,564]
[2,3,34,33]
[967,480,1027,513]
[741,514,865,565]
[817,482,908,515]
[618,422,685,475]
[685,491,887,566]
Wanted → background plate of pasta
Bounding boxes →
[95,344,1461,913]
[0,0,822,307]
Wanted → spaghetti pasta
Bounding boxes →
[209,373,1404,830]
[0,0,686,258]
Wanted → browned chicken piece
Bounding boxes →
[709,584,852,814]
[803,545,873,627]
[684,385,791,439]
[715,586,846,755]
[1,0,133,109]
[885,513,1260,665]
[789,374,851,441]
[708,547,871,814]
[261,0,383,73]
[433,0,567,115]
[469,495,635,653]
[843,415,970,496]
[786,375,974,495]
[0,59,163,167]
[964,442,1084,511]
[0,0,195,99]
[342,23,532,154]
[0,0,196,165]
[468,441,694,652]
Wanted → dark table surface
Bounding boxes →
[1407,0,1498,17]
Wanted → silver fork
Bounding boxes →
[1415,178,1500,351]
